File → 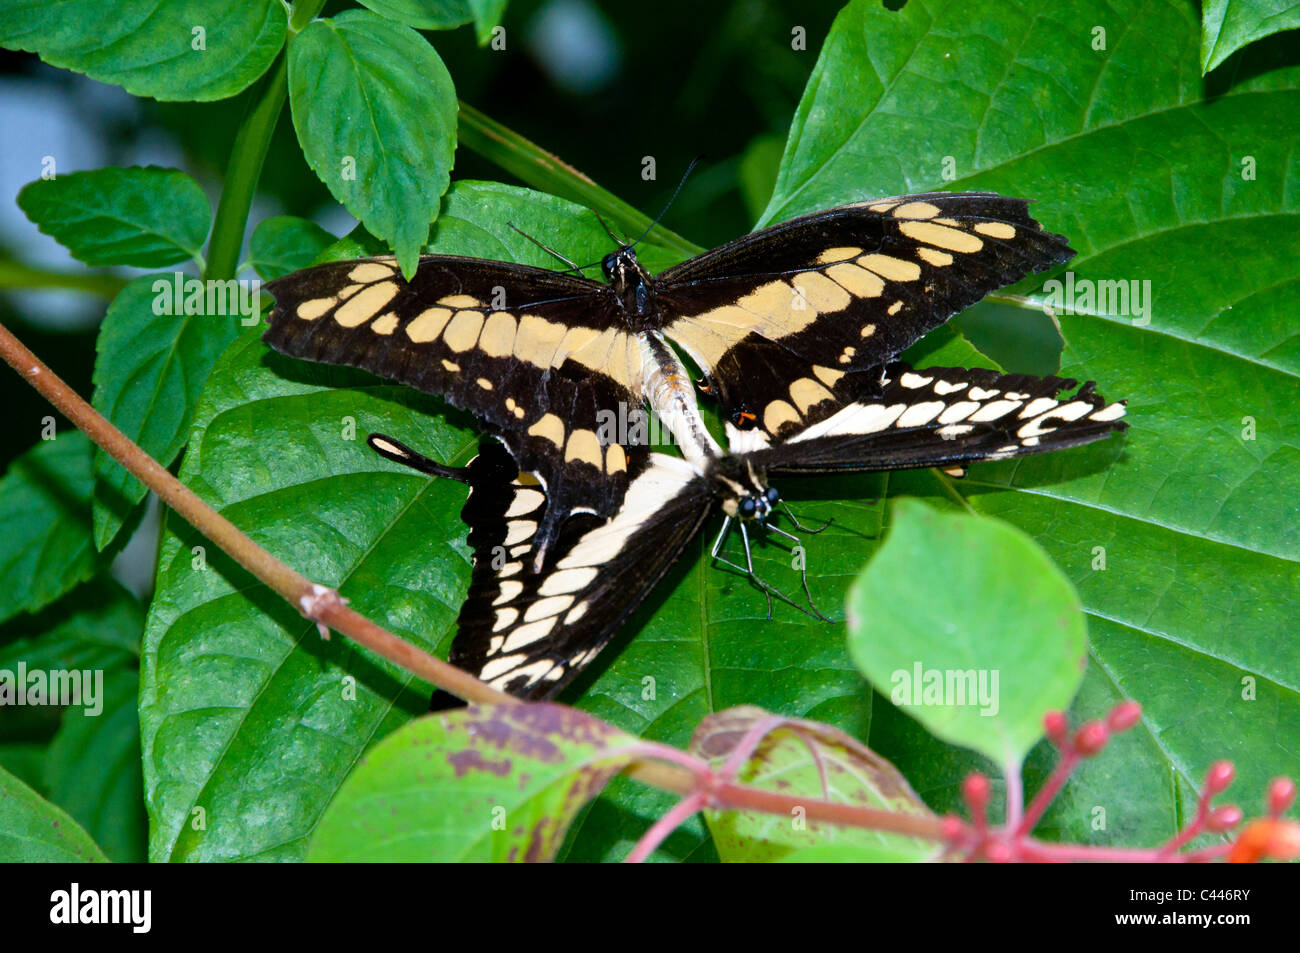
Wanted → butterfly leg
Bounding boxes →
[711,517,822,621]
[780,501,832,535]
[764,523,830,622]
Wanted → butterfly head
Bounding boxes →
[714,457,780,523]
[602,246,654,317]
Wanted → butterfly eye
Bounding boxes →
[765,487,780,503]
[739,497,757,516]
[600,253,617,280]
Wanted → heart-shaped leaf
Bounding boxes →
[846,500,1087,770]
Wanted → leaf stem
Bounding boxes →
[456,101,704,259]
[204,54,288,281]
[0,319,506,707]
[0,260,126,298]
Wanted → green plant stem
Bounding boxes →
[457,101,704,259]
[204,55,288,281]
[0,261,126,298]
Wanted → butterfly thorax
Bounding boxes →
[711,455,778,521]
[601,246,656,325]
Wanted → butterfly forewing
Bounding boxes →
[264,255,647,559]
[657,192,1074,445]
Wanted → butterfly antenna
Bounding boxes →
[593,212,624,247]
[629,155,703,249]
[506,221,580,271]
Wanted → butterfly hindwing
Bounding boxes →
[749,363,1127,474]
[658,193,1074,443]
[449,441,711,700]
[264,255,648,558]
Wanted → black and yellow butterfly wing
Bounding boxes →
[424,440,712,700]
[264,255,644,561]
[750,363,1127,475]
[655,192,1074,447]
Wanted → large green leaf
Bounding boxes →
[288,10,458,278]
[0,434,100,626]
[91,276,248,549]
[309,703,652,861]
[0,0,285,102]
[1202,0,1300,73]
[16,167,211,269]
[0,764,106,862]
[750,0,1300,846]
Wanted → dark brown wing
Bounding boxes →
[655,193,1074,446]
[264,255,646,563]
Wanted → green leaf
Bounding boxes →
[309,703,649,861]
[847,501,1087,768]
[288,10,457,278]
[356,0,473,31]
[0,578,143,672]
[753,0,1300,847]
[91,276,249,550]
[248,215,336,282]
[45,667,147,863]
[0,0,286,102]
[467,0,509,45]
[17,167,211,268]
[0,434,99,626]
[691,706,935,862]
[1202,0,1300,73]
[0,763,107,862]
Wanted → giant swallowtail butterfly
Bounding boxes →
[263,191,1128,699]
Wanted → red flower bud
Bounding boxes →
[1207,805,1243,832]
[1107,700,1142,733]
[1043,710,1069,745]
[1205,760,1235,795]
[1267,777,1296,817]
[1074,720,1109,756]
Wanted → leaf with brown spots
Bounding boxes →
[689,706,935,862]
[307,703,657,861]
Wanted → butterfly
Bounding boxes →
[263,190,1128,698]
[264,192,1096,568]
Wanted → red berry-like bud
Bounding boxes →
[1043,710,1069,745]
[963,772,991,810]
[941,815,966,841]
[1206,760,1235,795]
[1074,720,1109,756]
[1267,777,1296,817]
[1107,700,1142,733]
[1207,805,1243,832]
